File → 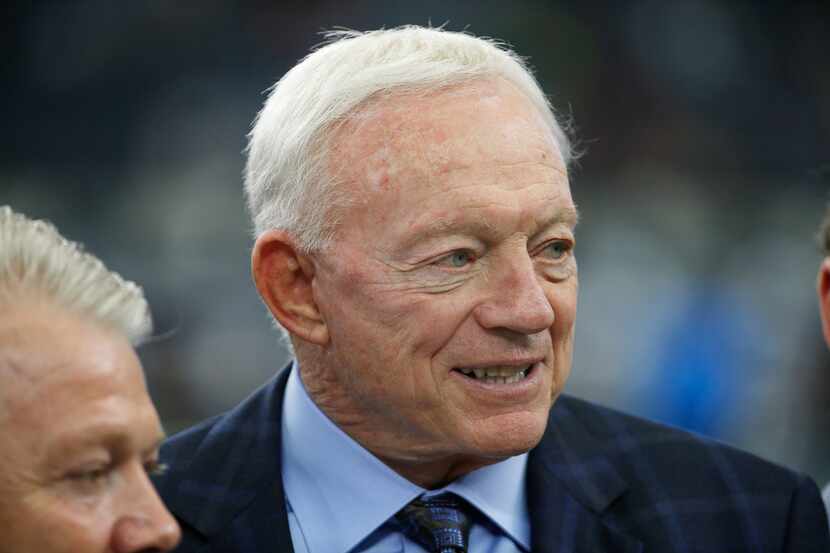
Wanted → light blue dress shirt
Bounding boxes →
[281,364,530,553]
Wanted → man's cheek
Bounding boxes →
[547,282,578,326]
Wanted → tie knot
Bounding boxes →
[395,494,472,553]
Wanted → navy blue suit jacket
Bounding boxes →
[155,366,830,552]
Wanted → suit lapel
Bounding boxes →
[159,366,295,550]
[527,396,642,553]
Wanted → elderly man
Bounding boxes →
[0,206,181,553]
[156,27,829,551]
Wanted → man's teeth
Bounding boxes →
[458,365,531,384]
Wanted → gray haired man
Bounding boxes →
[156,27,829,552]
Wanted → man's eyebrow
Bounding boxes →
[47,425,129,459]
[517,204,580,236]
[401,204,580,249]
[47,423,166,460]
[424,215,502,235]
[400,214,500,247]
[548,205,580,228]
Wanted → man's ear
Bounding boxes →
[818,258,830,348]
[251,230,329,346]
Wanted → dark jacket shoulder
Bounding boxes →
[539,395,829,552]
[556,394,806,492]
[154,370,294,552]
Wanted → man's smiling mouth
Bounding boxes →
[453,364,534,385]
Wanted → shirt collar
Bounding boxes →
[281,363,530,552]
[445,453,530,550]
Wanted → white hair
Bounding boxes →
[244,25,573,251]
[0,206,152,346]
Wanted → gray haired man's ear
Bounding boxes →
[251,230,330,346]
[817,258,830,348]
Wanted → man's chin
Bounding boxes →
[466,412,550,460]
[441,434,543,483]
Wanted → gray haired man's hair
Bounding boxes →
[244,26,573,253]
[0,206,152,345]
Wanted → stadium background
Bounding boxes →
[3,1,829,484]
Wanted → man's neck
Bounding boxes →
[295,354,503,489]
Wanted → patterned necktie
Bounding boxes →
[395,493,472,553]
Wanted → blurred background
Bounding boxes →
[3,1,828,484]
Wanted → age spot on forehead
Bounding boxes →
[364,145,394,192]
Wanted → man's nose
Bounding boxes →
[110,468,181,553]
[473,253,555,334]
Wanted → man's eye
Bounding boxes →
[72,469,107,481]
[67,466,112,489]
[539,240,571,260]
[436,251,476,268]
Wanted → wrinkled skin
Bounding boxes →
[0,299,181,553]
[299,78,579,488]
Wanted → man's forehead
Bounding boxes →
[329,78,564,195]
[0,303,127,402]
[0,314,45,383]
[0,323,66,422]
[342,78,554,142]
[0,325,44,423]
